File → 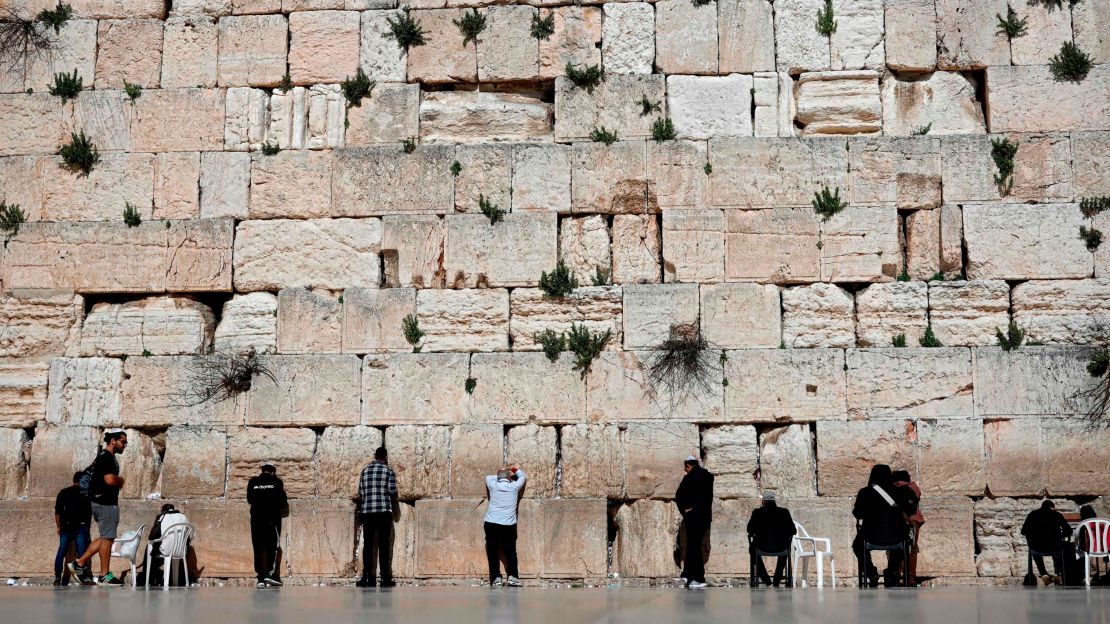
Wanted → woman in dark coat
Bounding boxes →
[852,464,919,587]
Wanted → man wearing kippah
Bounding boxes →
[675,454,714,589]
[68,429,128,585]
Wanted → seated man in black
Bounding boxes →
[852,464,919,587]
[747,492,796,587]
[1021,500,1072,586]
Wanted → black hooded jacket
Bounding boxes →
[853,465,919,545]
[675,466,715,523]
[247,472,288,520]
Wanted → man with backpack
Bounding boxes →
[68,429,128,585]
[54,471,91,586]
[248,463,288,588]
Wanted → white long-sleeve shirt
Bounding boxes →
[484,470,527,526]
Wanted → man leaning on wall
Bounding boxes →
[356,446,399,588]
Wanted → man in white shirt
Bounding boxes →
[483,465,526,587]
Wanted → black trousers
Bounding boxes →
[484,522,518,583]
[360,512,393,583]
[682,519,709,583]
[755,555,789,586]
[853,535,905,584]
[1033,554,1063,577]
[250,517,281,581]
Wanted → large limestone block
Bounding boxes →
[276,287,342,354]
[1005,132,1074,204]
[935,0,1010,69]
[78,297,215,357]
[179,500,253,577]
[587,350,724,423]
[233,218,382,291]
[559,215,611,285]
[161,426,227,498]
[974,497,1046,577]
[505,424,556,498]
[381,216,445,288]
[450,425,503,499]
[200,151,250,219]
[666,75,753,139]
[333,146,454,215]
[508,287,622,351]
[477,6,539,81]
[975,347,1097,417]
[983,418,1044,497]
[0,500,71,576]
[612,214,662,284]
[214,292,278,354]
[538,6,602,80]
[343,287,416,353]
[443,214,556,288]
[724,207,820,283]
[66,0,167,18]
[905,209,940,280]
[655,0,717,74]
[783,497,861,578]
[1043,418,1110,496]
[469,353,586,425]
[316,426,384,498]
[452,144,511,215]
[815,419,917,496]
[248,149,334,219]
[407,9,477,83]
[626,422,700,499]
[796,71,881,135]
[510,144,571,213]
[0,95,68,156]
[554,74,666,142]
[227,427,316,498]
[661,210,724,283]
[1074,0,1110,65]
[0,156,44,219]
[27,426,99,497]
[855,282,928,348]
[5,220,233,293]
[384,425,451,499]
[928,280,1009,348]
[819,206,900,282]
[223,86,269,151]
[724,348,846,422]
[45,357,123,427]
[881,72,987,136]
[0,363,48,427]
[1010,4,1073,66]
[846,348,973,419]
[363,353,470,425]
[162,16,219,88]
[916,498,976,576]
[708,138,848,208]
[987,65,1110,133]
[614,499,681,578]
[699,282,780,349]
[622,283,699,350]
[39,153,153,221]
[414,499,489,577]
[118,428,161,499]
[939,136,1008,203]
[131,88,225,152]
[829,0,884,69]
[569,142,654,214]
[759,424,817,498]
[533,499,609,577]
[773,0,830,74]
[217,13,287,86]
[918,419,984,495]
[0,293,83,360]
[752,71,793,138]
[23,19,98,93]
[66,90,133,153]
[782,283,855,349]
[963,204,1092,280]
[718,0,774,73]
[288,10,360,84]
[245,355,361,426]
[416,289,509,352]
[884,0,936,71]
[359,9,406,82]
[560,423,624,499]
[648,140,708,209]
[386,501,417,579]
[0,428,28,499]
[601,2,654,75]
[95,19,164,89]
[1012,280,1110,345]
[702,425,758,498]
[419,91,552,143]
[120,356,244,427]
[704,498,762,575]
[285,499,358,577]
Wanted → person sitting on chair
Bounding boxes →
[1021,500,1071,586]
[747,492,796,587]
[142,504,201,586]
[852,464,919,587]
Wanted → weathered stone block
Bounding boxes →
[333,146,454,215]
[1011,5,1077,66]
[724,207,820,283]
[452,144,510,215]
[569,141,653,214]
[444,213,556,288]
[1043,418,1110,496]
[704,498,761,575]
[0,428,28,499]
[224,86,269,151]
[511,144,571,213]
[927,280,1009,347]
[983,418,1044,497]
[884,0,936,71]
[848,137,943,209]
[384,425,451,499]
[964,204,1092,279]
[559,215,611,285]
[773,0,829,74]
[905,209,940,280]
[601,2,654,75]
[699,282,780,349]
[918,419,984,495]
[702,425,758,498]
[667,75,752,140]
[362,353,470,425]
[27,425,99,497]
[648,140,708,209]
[343,287,416,353]
[505,424,556,498]
[661,210,724,283]
[233,218,382,291]
[38,153,151,221]
[95,19,163,89]
[339,83,415,147]
[626,422,699,499]
[416,288,509,352]
[587,350,724,423]
[816,419,917,496]
[66,90,132,153]
[161,426,227,498]
[829,0,883,70]
[23,19,98,93]
[935,0,1010,69]
[1013,279,1110,346]
[796,71,881,135]
[612,214,662,284]
[975,347,1096,417]
[622,283,699,350]
[285,499,358,577]
[846,348,973,419]
[407,9,477,83]
[782,283,854,349]
[855,282,928,348]
[0,293,83,360]
[120,356,244,428]
[1006,133,1074,204]
[883,71,987,136]
[655,0,717,74]
[916,498,976,576]
[0,363,48,427]
[554,74,665,142]
[939,136,1002,203]
[820,206,900,282]
[288,10,360,84]
[987,65,1110,133]
[538,6,601,79]
[724,348,846,422]
[228,427,316,498]
[246,355,361,426]
[276,287,342,354]
[718,0,774,73]
[614,499,681,578]
[0,95,68,156]
[214,292,278,354]
[78,297,215,357]
[414,499,488,577]
[560,423,624,499]
[316,426,384,499]
[450,424,503,499]
[217,13,287,86]
[358,9,406,82]
[469,352,585,425]
[248,151,333,220]
[0,500,74,577]
[509,287,622,351]
[476,6,538,81]
[199,151,250,219]
[1074,0,1110,65]
[759,424,817,498]
[162,16,219,88]
[708,138,848,208]
[419,90,552,143]
[381,216,445,288]
[131,88,225,152]
[117,428,161,499]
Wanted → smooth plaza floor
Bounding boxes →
[0,586,1107,623]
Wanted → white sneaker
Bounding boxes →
[491,577,503,587]
[506,576,521,587]
[676,577,688,585]
[687,581,707,589]
[256,581,268,588]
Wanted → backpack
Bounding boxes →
[77,457,97,499]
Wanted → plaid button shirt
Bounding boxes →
[358,460,398,515]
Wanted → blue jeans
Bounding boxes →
[55,526,91,577]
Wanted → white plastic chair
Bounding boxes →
[109,523,145,588]
[792,522,835,588]
[145,523,196,589]
[1074,518,1110,587]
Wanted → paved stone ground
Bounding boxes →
[0,586,1107,623]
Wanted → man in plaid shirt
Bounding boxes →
[356,447,398,587]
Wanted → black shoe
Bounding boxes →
[52,577,62,586]
[355,577,374,588]
[380,580,396,588]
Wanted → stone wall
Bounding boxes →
[0,0,1108,584]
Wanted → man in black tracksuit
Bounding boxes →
[247,463,288,588]
[675,456,714,589]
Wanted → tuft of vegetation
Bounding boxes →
[1029,0,1081,10]
[1050,41,1093,83]
[590,126,619,145]
[36,4,72,32]
[453,8,486,47]
[991,137,1018,197]
[929,271,945,282]
[565,63,603,94]
[651,117,677,142]
[919,324,943,348]
[0,4,72,71]
[892,334,907,348]
[538,260,578,298]
[530,12,555,41]
[910,122,932,136]
[1080,196,1110,219]
[638,94,661,117]
[141,349,152,357]
[591,265,611,287]
[1080,341,1109,422]
[341,68,375,107]
[896,268,911,282]
[465,377,477,395]
[386,9,427,53]
[123,81,142,101]
[277,73,293,92]
[450,160,462,177]
[815,0,837,37]
[692,0,716,5]
[648,321,719,404]
[173,348,275,407]
[48,68,81,103]
[996,5,1029,40]
[0,201,26,238]
[261,142,280,156]
[479,193,505,225]
[811,186,847,221]
[402,314,424,353]
[996,321,1025,351]
[1080,225,1103,251]
[402,137,416,153]
[704,163,712,175]
[58,131,99,176]
[533,329,566,362]
[566,323,611,379]
[1090,350,1109,379]
[123,202,141,228]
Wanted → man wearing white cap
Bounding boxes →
[675,455,714,589]
[248,462,288,588]
[68,429,128,585]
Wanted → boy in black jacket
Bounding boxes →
[248,463,288,588]
[54,472,92,585]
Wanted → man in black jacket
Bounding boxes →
[747,492,796,587]
[675,455,714,589]
[1021,500,1072,585]
[852,464,919,587]
[248,463,288,588]
[54,472,91,585]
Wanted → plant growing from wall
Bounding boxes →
[996,5,1028,40]
[479,193,505,225]
[892,334,907,348]
[402,137,417,153]
[277,73,293,92]
[1080,196,1110,218]
[450,160,462,176]
[565,63,603,93]
[1078,321,1110,423]
[48,68,81,103]
[1080,225,1103,251]
[465,377,477,395]
[590,126,619,145]
[0,201,26,238]
[591,265,611,286]
[36,3,71,32]
[910,122,932,136]
[929,271,945,282]
[402,314,424,353]
[648,321,719,406]
[386,9,427,53]
[990,137,1018,197]
[123,81,142,101]
[453,8,486,47]
[896,268,911,282]
[1050,41,1092,83]
[996,321,1025,351]
[58,131,99,176]
[173,348,276,407]
[341,68,375,107]
[1029,0,1081,10]
[918,324,943,347]
[638,94,661,116]
[703,163,712,175]
[530,12,555,40]
[123,202,141,228]
[651,117,676,142]
[691,0,715,6]
[567,323,610,379]
[533,329,566,362]
[261,142,280,155]
[815,0,837,37]
[538,260,578,298]
[811,186,846,220]
[0,3,71,69]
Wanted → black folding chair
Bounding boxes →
[748,535,793,588]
